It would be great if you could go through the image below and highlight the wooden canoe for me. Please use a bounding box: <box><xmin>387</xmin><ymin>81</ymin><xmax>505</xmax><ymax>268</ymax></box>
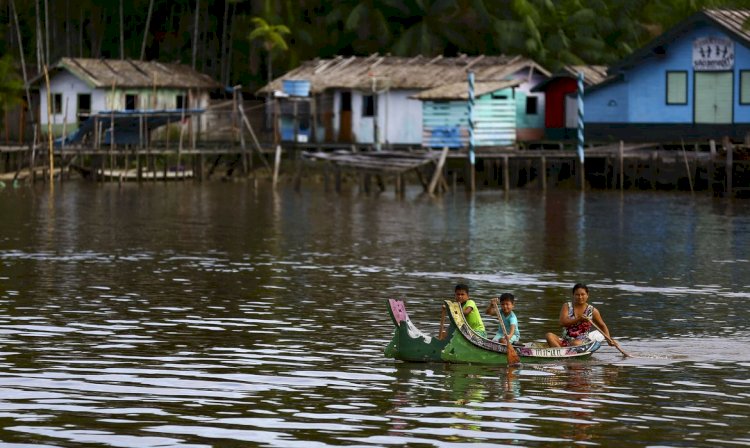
<box><xmin>385</xmin><ymin>299</ymin><xmax>602</xmax><ymax>364</ymax></box>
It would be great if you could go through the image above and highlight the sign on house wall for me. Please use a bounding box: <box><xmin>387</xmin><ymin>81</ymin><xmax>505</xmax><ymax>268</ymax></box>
<box><xmin>693</xmin><ymin>37</ymin><xmax>734</xmax><ymax>71</ymax></box>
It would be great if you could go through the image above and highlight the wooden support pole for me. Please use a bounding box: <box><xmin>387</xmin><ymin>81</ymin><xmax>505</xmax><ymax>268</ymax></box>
<box><xmin>335</xmin><ymin>165</ymin><xmax>342</xmax><ymax>193</ymax></box>
<box><xmin>578</xmin><ymin>158</ymin><xmax>585</xmax><ymax>191</ymax></box>
<box><xmin>619</xmin><ymin>140</ymin><xmax>624</xmax><ymax>191</ymax></box>
<box><xmin>428</xmin><ymin>146</ymin><xmax>449</xmax><ymax>195</ymax></box>
<box><xmin>709</xmin><ymin>139</ymin><xmax>716</xmax><ymax>192</ymax></box>
<box><xmin>503</xmin><ymin>156</ymin><xmax>510</xmax><ymax>191</ymax></box>
<box><xmin>725</xmin><ymin>139</ymin><xmax>733</xmax><ymax>196</ymax></box>
<box><xmin>681</xmin><ymin>139</ymin><xmax>694</xmax><ymax>193</ymax></box>
<box><xmin>541</xmin><ymin>155</ymin><xmax>547</xmax><ymax>191</ymax></box>
<box><xmin>273</xmin><ymin>144</ymin><xmax>282</xmax><ymax>187</ymax></box>
<box><xmin>293</xmin><ymin>158</ymin><xmax>303</xmax><ymax>192</ymax></box>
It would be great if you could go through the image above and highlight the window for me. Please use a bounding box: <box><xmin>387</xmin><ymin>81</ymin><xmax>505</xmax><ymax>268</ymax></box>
<box><xmin>125</xmin><ymin>94</ymin><xmax>138</xmax><ymax>110</ymax></box>
<box><xmin>666</xmin><ymin>71</ymin><xmax>688</xmax><ymax>105</ymax></box>
<box><xmin>176</xmin><ymin>94</ymin><xmax>186</xmax><ymax>110</ymax></box>
<box><xmin>526</xmin><ymin>96</ymin><xmax>538</xmax><ymax>114</ymax></box>
<box><xmin>52</xmin><ymin>93</ymin><xmax>62</xmax><ymax>114</ymax></box>
<box><xmin>741</xmin><ymin>71</ymin><xmax>750</xmax><ymax>105</ymax></box>
<box><xmin>362</xmin><ymin>95</ymin><xmax>374</xmax><ymax>117</ymax></box>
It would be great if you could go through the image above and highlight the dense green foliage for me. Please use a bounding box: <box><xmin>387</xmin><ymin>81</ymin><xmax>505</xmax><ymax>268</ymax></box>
<box><xmin>0</xmin><ymin>0</ymin><xmax>747</xmax><ymax>105</ymax></box>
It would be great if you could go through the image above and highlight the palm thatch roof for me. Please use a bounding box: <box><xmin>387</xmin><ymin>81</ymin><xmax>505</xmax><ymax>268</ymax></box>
<box><xmin>30</xmin><ymin>57</ymin><xmax>220</xmax><ymax>90</ymax></box>
<box><xmin>411</xmin><ymin>79</ymin><xmax>521</xmax><ymax>100</ymax></box>
<box><xmin>257</xmin><ymin>54</ymin><xmax>550</xmax><ymax>95</ymax></box>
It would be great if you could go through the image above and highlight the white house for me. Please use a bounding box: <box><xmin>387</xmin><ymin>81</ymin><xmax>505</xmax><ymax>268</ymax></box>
<box><xmin>30</xmin><ymin>57</ymin><xmax>220</xmax><ymax>142</ymax></box>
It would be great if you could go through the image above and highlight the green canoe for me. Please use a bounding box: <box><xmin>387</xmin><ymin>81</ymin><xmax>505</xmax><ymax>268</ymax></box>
<box><xmin>384</xmin><ymin>298</ymin><xmax>602</xmax><ymax>364</ymax></box>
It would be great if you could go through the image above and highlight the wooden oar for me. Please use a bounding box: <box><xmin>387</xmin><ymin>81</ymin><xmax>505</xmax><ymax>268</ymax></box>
<box><xmin>587</xmin><ymin>318</ymin><xmax>631</xmax><ymax>357</ymax></box>
<box><xmin>495</xmin><ymin>303</ymin><xmax>520</xmax><ymax>365</ymax></box>
<box><xmin>438</xmin><ymin>304</ymin><xmax>446</xmax><ymax>340</ymax></box>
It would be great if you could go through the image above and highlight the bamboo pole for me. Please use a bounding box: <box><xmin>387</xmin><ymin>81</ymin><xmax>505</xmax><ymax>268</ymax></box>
<box><xmin>61</xmin><ymin>97</ymin><xmax>68</xmax><ymax>182</ymax></box>
<box><xmin>42</xmin><ymin>64</ymin><xmax>54</xmax><ymax>185</ymax></box>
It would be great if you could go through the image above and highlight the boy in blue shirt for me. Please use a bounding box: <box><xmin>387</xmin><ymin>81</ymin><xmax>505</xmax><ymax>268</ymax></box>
<box><xmin>486</xmin><ymin>293</ymin><xmax>520</xmax><ymax>345</ymax></box>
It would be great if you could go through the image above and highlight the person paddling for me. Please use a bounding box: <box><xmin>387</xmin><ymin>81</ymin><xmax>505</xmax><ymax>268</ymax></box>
<box><xmin>545</xmin><ymin>283</ymin><xmax>614</xmax><ymax>348</ymax></box>
<box><xmin>454</xmin><ymin>283</ymin><xmax>486</xmax><ymax>337</ymax></box>
<box><xmin>486</xmin><ymin>293</ymin><xmax>520</xmax><ymax>345</ymax></box>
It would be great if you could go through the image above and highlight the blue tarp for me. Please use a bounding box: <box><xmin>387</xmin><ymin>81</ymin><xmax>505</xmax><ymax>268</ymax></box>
<box><xmin>55</xmin><ymin>109</ymin><xmax>204</xmax><ymax>147</ymax></box>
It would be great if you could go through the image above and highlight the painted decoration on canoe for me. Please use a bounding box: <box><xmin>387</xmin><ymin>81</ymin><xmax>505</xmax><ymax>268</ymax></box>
<box><xmin>693</xmin><ymin>37</ymin><xmax>734</xmax><ymax>71</ymax></box>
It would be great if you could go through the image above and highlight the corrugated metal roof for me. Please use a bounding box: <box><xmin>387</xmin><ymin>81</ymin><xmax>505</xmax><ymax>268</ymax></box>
<box><xmin>530</xmin><ymin>65</ymin><xmax>608</xmax><ymax>92</ymax></box>
<box><xmin>610</xmin><ymin>8</ymin><xmax>750</xmax><ymax>71</ymax></box>
<box><xmin>704</xmin><ymin>8</ymin><xmax>750</xmax><ymax>42</ymax></box>
<box><xmin>31</xmin><ymin>58</ymin><xmax>221</xmax><ymax>89</ymax></box>
<box><xmin>257</xmin><ymin>54</ymin><xmax>550</xmax><ymax>95</ymax></box>
<box><xmin>412</xmin><ymin>79</ymin><xmax>521</xmax><ymax>100</ymax></box>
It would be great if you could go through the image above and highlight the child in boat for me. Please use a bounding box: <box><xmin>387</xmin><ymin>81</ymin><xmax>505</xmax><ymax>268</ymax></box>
<box><xmin>486</xmin><ymin>293</ymin><xmax>520</xmax><ymax>345</ymax></box>
<box><xmin>454</xmin><ymin>283</ymin><xmax>486</xmax><ymax>337</ymax></box>
<box><xmin>545</xmin><ymin>283</ymin><xmax>613</xmax><ymax>347</ymax></box>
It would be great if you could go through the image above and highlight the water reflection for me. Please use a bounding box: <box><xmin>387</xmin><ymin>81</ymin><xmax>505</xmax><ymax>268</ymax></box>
<box><xmin>1</xmin><ymin>184</ymin><xmax>749</xmax><ymax>446</ymax></box>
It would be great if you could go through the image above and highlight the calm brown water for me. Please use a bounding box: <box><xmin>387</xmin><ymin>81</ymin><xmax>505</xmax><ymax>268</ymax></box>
<box><xmin>0</xmin><ymin>182</ymin><xmax>749</xmax><ymax>447</ymax></box>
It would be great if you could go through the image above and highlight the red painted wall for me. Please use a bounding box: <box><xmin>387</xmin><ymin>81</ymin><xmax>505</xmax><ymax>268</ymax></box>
<box><xmin>545</xmin><ymin>78</ymin><xmax>577</xmax><ymax>129</ymax></box>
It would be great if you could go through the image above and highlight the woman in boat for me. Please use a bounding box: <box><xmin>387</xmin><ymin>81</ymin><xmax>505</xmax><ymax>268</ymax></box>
<box><xmin>545</xmin><ymin>283</ymin><xmax>613</xmax><ymax>347</ymax></box>
<box><xmin>454</xmin><ymin>283</ymin><xmax>486</xmax><ymax>337</ymax></box>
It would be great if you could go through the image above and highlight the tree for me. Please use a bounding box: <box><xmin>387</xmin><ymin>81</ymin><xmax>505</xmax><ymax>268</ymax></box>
<box><xmin>0</xmin><ymin>55</ymin><xmax>24</xmax><ymax>115</ymax></box>
<box><xmin>248</xmin><ymin>17</ymin><xmax>290</xmax><ymax>88</ymax></box>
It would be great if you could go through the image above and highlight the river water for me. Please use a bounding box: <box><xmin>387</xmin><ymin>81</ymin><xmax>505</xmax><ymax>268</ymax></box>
<box><xmin>0</xmin><ymin>182</ymin><xmax>749</xmax><ymax>447</ymax></box>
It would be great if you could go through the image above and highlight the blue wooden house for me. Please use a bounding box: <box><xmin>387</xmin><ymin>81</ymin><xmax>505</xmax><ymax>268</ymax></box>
<box><xmin>585</xmin><ymin>9</ymin><xmax>750</xmax><ymax>142</ymax></box>
<box><xmin>412</xmin><ymin>80</ymin><xmax>520</xmax><ymax>148</ymax></box>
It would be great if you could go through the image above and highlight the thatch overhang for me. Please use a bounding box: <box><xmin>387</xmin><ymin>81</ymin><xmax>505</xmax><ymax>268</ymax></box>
<box><xmin>257</xmin><ymin>54</ymin><xmax>550</xmax><ymax>95</ymax></box>
<box><xmin>411</xmin><ymin>79</ymin><xmax>522</xmax><ymax>101</ymax></box>
<box><xmin>28</xmin><ymin>57</ymin><xmax>221</xmax><ymax>90</ymax></box>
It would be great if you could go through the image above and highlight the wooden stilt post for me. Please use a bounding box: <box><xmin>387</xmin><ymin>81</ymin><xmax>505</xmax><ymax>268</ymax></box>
<box><xmin>428</xmin><ymin>146</ymin><xmax>449</xmax><ymax>195</ymax></box>
<box><xmin>273</xmin><ymin>144</ymin><xmax>282</xmax><ymax>187</ymax></box>
<box><xmin>619</xmin><ymin>140</ymin><xmax>624</xmax><ymax>191</ymax></box>
<box><xmin>503</xmin><ymin>156</ymin><xmax>510</xmax><ymax>191</ymax></box>
<box><xmin>725</xmin><ymin>138</ymin><xmax>733</xmax><ymax>196</ymax></box>
<box><xmin>335</xmin><ymin>164</ymin><xmax>342</xmax><ymax>193</ymax></box>
<box><xmin>709</xmin><ymin>139</ymin><xmax>716</xmax><ymax>192</ymax></box>
<box><xmin>541</xmin><ymin>155</ymin><xmax>547</xmax><ymax>191</ymax></box>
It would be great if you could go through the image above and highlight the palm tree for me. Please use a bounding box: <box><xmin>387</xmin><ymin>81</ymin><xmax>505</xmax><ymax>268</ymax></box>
<box><xmin>248</xmin><ymin>17</ymin><xmax>290</xmax><ymax>92</ymax></box>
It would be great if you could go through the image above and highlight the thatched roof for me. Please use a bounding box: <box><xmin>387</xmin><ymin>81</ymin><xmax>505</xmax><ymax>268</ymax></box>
<box><xmin>30</xmin><ymin>58</ymin><xmax>221</xmax><ymax>90</ymax></box>
<box><xmin>257</xmin><ymin>54</ymin><xmax>550</xmax><ymax>95</ymax></box>
<box><xmin>412</xmin><ymin>79</ymin><xmax>521</xmax><ymax>100</ymax></box>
